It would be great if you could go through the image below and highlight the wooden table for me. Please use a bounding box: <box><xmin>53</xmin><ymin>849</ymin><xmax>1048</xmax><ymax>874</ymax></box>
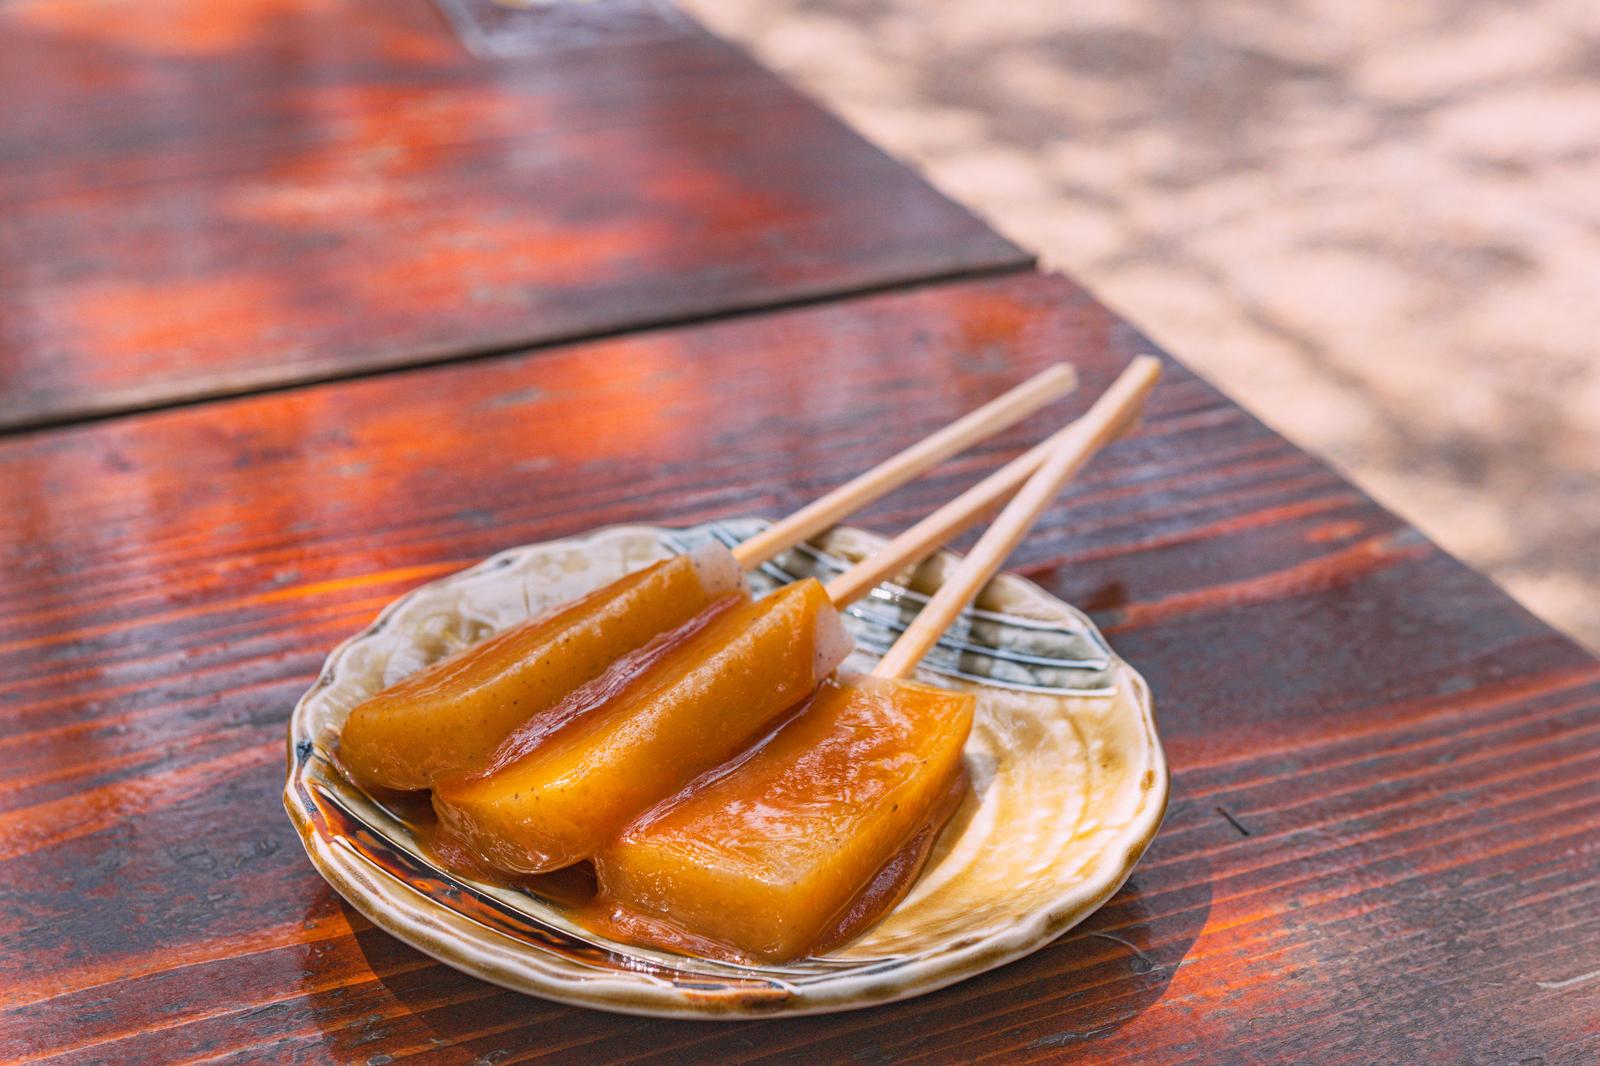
<box><xmin>3</xmin><ymin>1</ymin><xmax>1596</xmax><ymax>1063</ymax></box>
<box><xmin>0</xmin><ymin>0</ymin><xmax>1024</xmax><ymax>432</ymax></box>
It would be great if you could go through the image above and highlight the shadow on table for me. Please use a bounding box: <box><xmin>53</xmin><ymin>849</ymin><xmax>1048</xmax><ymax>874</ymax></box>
<box><xmin>302</xmin><ymin>870</ymin><xmax>1210</xmax><ymax>1061</ymax></box>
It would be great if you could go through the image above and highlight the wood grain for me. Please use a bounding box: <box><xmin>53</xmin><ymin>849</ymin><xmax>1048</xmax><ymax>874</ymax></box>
<box><xmin>0</xmin><ymin>0</ymin><xmax>1026</xmax><ymax>433</ymax></box>
<box><xmin>1</xmin><ymin>274</ymin><xmax>1596</xmax><ymax>1063</ymax></box>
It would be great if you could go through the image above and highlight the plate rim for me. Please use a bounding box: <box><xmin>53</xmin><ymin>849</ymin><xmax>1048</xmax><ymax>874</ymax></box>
<box><xmin>283</xmin><ymin>520</ymin><xmax>1170</xmax><ymax>1019</ymax></box>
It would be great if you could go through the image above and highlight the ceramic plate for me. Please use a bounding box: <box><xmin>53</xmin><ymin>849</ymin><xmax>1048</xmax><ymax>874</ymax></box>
<box><xmin>284</xmin><ymin>519</ymin><xmax>1168</xmax><ymax>1018</ymax></box>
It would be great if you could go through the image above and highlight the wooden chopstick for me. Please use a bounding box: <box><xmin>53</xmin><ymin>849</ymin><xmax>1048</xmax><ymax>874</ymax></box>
<box><xmin>730</xmin><ymin>363</ymin><xmax>1077</xmax><ymax>568</ymax></box>
<box><xmin>869</xmin><ymin>356</ymin><xmax>1162</xmax><ymax>681</ymax></box>
<box><xmin>824</xmin><ymin>362</ymin><xmax>1155</xmax><ymax>606</ymax></box>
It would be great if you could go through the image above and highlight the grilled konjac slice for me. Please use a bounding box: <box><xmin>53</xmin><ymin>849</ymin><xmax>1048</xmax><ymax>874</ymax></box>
<box><xmin>595</xmin><ymin>674</ymin><xmax>973</xmax><ymax>963</ymax></box>
<box><xmin>432</xmin><ymin>577</ymin><xmax>852</xmax><ymax>873</ymax></box>
<box><xmin>339</xmin><ymin>542</ymin><xmax>745</xmax><ymax>791</ymax></box>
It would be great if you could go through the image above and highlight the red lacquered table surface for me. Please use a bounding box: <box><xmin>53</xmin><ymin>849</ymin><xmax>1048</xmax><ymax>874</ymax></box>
<box><xmin>2</xmin><ymin>1</ymin><xmax>1597</xmax><ymax>1063</ymax></box>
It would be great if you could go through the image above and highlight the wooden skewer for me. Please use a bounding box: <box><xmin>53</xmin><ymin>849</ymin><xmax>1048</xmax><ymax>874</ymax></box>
<box><xmin>731</xmin><ymin>363</ymin><xmax>1077</xmax><ymax>569</ymax></box>
<box><xmin>824</xmin><ymin>360</ymin><xmax>1157</xmax><ymax>606</ymax></box>
<box><xmin>870</xmin><ymin>356</ymin><xmax>1162</xmax><ymax>681</ymax></box>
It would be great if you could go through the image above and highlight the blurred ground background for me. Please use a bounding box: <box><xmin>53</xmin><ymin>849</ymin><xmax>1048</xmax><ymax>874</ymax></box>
<box><xmin>684</xmin><ymin>0</ymin><xmax>1600</xmax><ymax>649</ymax></box>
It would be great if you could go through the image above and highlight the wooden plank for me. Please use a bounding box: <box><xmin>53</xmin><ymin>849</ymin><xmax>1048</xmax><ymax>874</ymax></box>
<box><xmin>1</xmin><ymin>274</ymin><xmax>1595</xmax><ymax>1063</ymax></box>
<box><xmin>0</xmin><ymin>0</ymin><xmax>1027</xmax><ymax>433</ymax></box>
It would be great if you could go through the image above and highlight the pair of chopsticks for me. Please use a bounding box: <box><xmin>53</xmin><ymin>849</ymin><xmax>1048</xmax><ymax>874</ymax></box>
<box><xmin>725</xmin><ymin>355</ymin><xmax>1162</xmax><ymax>680</ymax></box>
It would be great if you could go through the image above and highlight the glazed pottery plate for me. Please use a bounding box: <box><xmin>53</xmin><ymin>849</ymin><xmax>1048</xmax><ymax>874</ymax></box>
<box><xmin>284</xmin><ymin>520</ymin><xmax>1168</xmax><ymax>1018</ymax></box>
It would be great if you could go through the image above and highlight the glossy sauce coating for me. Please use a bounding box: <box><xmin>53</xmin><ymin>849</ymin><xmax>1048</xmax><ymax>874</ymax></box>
<box><xmin>593</xmin><ymin>675</ymin><xmax>975</xmax><ymax>963</ymax></box>
<box><xmin>339</xmin><ymin>543</ymin><xmax>744</xmax><ymax>791</ymax></box>
<box><xmin>431</xmin><ymin>578</ymin><xmax>853</xmax><ymax>874</ymax></box>
<box><xmin>407</xmin><ymin>757</ymin><xmax>965</xmax><ymax>962</ymax></box>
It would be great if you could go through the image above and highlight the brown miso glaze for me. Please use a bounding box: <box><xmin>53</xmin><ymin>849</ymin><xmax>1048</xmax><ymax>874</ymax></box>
<box><xmin>584</xmin><ymin>765</ymin><xmax>971</xmax><ymax>964</ymax></box>
<box><xmin>592</xmin><ymin>676</ymin><xmax>976</xmax><ymax>963</ymax></box>
<box><xmin>339</xmin><ymin>542</ymin><xmax>744</xmax><ymax>791</ymax></box>
<box><xmin>344</xmin><ymin>594</ymin><xmax>749</xmax><ymax>884</ymax></box>
<box><xmin>809</xmin><ymin>765</ymin><xmax>970</xmax><ymax>957</ymax></box>
<box><xmin>431</xmin><ymin>578</ymin><xmax>853</xmax><ymax>874</ymax></box>
<box><xmin>401</xmin><ymin>765</ymin><xmax>969</xmax><ymax>964</ymax></box>
<box><xmin>462</xmin><ymin>591</ymin><xmax>747</xmax><ymax>781</ymax></box>
<box><xmin>359</xmin><ymin>606</ymin><xmax>971</xmax><ymax>963</ymax></box>
<box><xmin>414</xmin><ymin>816</ymin><xmax>601</xmax><ymax>909</ymax></box>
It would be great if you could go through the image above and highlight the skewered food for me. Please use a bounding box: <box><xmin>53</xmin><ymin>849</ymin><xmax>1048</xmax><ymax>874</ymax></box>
<box><xmin>334</xmin><ymin>358</ymin><xmax>1159</xmax><ymax>963</ymax></box>
<box><xmin>580</xmin><ymin>358</ymin><xmax>1160</xmax><ymax>960</ymax></box>
<box><xmin>340</xmin><ymin>542</ymin><xmax>743</xmax><ymax>790</ymax></box>
<box><xmin>595</xmin><ymin>674</ymin><xmax>974</xmax><ymax>962</ymax></box>
<box><xmin>432</xmin><ymin>577</ymin><xmax>851</xmax><ymax>872</ymax></box>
